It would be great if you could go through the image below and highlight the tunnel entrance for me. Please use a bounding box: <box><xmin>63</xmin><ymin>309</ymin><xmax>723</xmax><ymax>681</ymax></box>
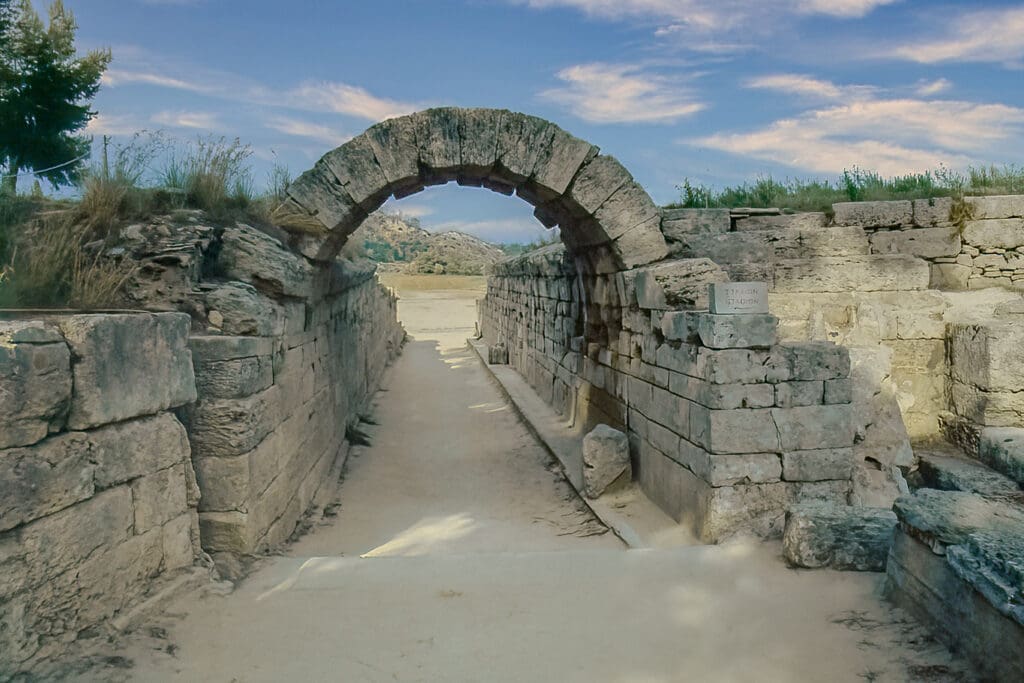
<box><xmin>271</xmin><ymin>107</ymin><xmax>668</xmax><ymax>273</ymax></box>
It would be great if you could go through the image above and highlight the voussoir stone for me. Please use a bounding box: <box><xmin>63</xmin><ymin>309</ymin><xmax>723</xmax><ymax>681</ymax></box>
<box><xmin>58</xmin><ymin>313</ymin><xmax>196</xmax><ymax>430</ymax></box>
<box><xmin>321</xmin><ymin>134</ymin><xmax>391</xmax><ymax>209</ymax></box>
<box><xmin>567</xmin><ymin>155</ymin><xmax>633</xmax><ymax>216</ymax></box>
<box><xmin>582</xmin><ymin>424</ymin><xmax>631</xmax><ymax>498</ymax></box>
<box><xmin>783</xmin><ymin>502</ymin><xmax>897</xmax><ymax>571</ymax></box>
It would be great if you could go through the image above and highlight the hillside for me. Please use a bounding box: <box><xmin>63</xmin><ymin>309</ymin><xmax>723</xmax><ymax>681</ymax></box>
<box><xmin>351</xmin><ymin>212</ymin><xmax>506</xmax><ymax>275</ymax></box>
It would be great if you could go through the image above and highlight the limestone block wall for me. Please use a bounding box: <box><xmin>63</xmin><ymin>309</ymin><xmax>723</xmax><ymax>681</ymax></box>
<box><xmin>663</xmin><ymin>201</ymin><xmax>1024</xmax><ymax>477</ymax></box>
<box><xmin>0</xmin><ymin>314</ymin><xmax>200</xmax><ymax>673</ymax></box>
<box><xmin>184</xmin><ymin>235</ymin><xmax>404</xmax><ymax>556</ymax></box>
<box><xmin>480</xmin><ymin>247</ymin><xmax>856</xmax><ymax>541</ymax></box>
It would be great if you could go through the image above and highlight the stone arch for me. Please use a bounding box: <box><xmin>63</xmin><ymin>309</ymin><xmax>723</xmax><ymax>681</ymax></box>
<box><xmin>271</xmin><ymin>107</ymin><xmax>668</xmax><ymax>272</ymax></box>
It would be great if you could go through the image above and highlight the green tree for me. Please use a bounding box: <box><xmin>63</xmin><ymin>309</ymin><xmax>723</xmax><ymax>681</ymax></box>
<box><xmin>0</xmin><ymin>0</ymin><xmax>110</xmax><ymax>194</ymax></box>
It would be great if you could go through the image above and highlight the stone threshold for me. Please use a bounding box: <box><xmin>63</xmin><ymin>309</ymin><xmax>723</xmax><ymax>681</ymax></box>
<box><xmin>467</xmin><ymin>338</ymin><xmax>697</xmax><ymax>550</ymax></box>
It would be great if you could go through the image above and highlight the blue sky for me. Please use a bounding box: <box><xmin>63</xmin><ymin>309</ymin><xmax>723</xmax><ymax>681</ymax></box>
<box><xmin>49</xmin><ymin>0</ymin><xmax>1024</xmax><ymax>242</ymax></box>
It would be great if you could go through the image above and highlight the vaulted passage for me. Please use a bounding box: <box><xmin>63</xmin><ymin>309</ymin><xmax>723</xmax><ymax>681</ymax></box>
<box><xmin>271</xmin><ymin>107</ymin><xmax>668</xmax><ymax>272</ymax></box>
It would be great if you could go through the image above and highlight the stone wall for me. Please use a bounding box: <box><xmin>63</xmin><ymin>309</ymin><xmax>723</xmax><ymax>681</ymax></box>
<box><xmin>185</xmin><ymin>246</ymin><xmax>404</xmax><ymax>556</ymax></box>
<box><xmin>662</xmin><ymin>198</ymin><xmax>1024</xmax><ymax>504</ymax></box>
<box><xmin>0</xmin><ymin>314</ymin><xmax>200</xmax><ymax>673</ymax></box>
<box><xmin>480</xmin><ymin>247</ymin><xmax>856</xmax><ymax>541</ymax></box>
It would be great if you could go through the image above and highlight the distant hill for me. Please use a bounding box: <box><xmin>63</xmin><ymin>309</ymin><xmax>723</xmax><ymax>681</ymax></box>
<box><xmin>351</xmin><ymin>212</ymin><xmax>506</xmax><ymax>275</ymax></box>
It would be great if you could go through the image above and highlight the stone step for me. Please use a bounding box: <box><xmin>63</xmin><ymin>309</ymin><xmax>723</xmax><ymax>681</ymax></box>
<box><xmin>916</xmin><ymin>450</ymin><xmax>1022</xmax><ymax>498</ymax></box>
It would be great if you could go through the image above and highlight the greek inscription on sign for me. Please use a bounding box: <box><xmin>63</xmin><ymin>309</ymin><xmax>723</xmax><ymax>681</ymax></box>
<box><xmin>708</xmin><ymin>282</ymin><xmax>769</xmax><ymax>314</ymax></box>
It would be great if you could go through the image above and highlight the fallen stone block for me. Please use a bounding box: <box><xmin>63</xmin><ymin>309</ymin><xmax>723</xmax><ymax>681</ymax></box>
<box><xmin>582</xmin><ymin>424</ymin><xmax>630</xmax><ymax>498</ymax></box>
<box><xmin>783</xmin><ymin>502</ymin><xmax>897</xmax><ymax>571</ymax></box>
<box><xmin>488</xmin><ymin>342</ymin><xmax>509</xmax><ymax>365</ymax></box>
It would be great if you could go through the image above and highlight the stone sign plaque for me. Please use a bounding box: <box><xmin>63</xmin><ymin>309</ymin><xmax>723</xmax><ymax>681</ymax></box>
<box><xmin>708</xmin><ymin>282</ymin><xmax>769</xmax><ymax>314</ymax></box>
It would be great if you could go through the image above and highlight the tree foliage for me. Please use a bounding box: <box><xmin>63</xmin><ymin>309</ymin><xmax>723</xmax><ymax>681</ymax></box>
<box><xmin>0</xmin><ymin>0</ymin><xmax>110</xmax><ymax>193</ymax></box>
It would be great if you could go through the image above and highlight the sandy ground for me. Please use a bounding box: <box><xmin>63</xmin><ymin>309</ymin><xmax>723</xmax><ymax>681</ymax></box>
<box><xmin>64</xmin><ymin>275</ymin><xmax>969</xmax><ymax>683</ymax></box>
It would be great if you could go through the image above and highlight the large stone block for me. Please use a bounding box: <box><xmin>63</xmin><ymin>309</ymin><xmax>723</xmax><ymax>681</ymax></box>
<box><xmin>773</xmin><ymin>255</ymin><xmax>930</xmax><ymax>293</ymax></box>
<box><xmin>870</xmin><ymin>227</ymin><xmax>961</xmax><ymax>258</ymax></box>
<box><xmin>965</xmin><ymin>195</ymin><xmax>1024</xmax><ymax>220</ymax></box>
<box><xmin>0</xmin><ymin>433</ymin><xmax>94</xmax><ymax>534</ymax></box>
<box><xmin>205</xmin><ymin>282</ymin><xmax>285</xmax><ymax>337</ymax></box>
<box><xmin>772</xmin><ymin>404</ymin><xmax>853</xmax><ymax>451</ymax></box>
<box><xmin>610</xmin><ymin>219</ymin><xmax>669</xmax><ymax>269</ymax></box>
<box><xmin>912</xmin><ymin>197</ymin><xmax>954</xmax><ymax>227</ymax></box>
<box><xmin>689</xmin><ymin>406</ymin><xmax>780</xmax><ymax>454</ymax></box>
<box><xmin>634</xmin><ymin>259</ymin><xmax>727</xmax><ymax>310</ymax></box>
<box><xmin>781</xmin><ymin>448</ymin><xmax>853</xmax><ymax>482</ymax></box>
<box><xmin>978</xmin><ymin>427</ymin><xmax>1024</xmax><ymax>485</ymax></box>
<box><xmin>131</xmin><ymin>463</ymin><xmax>189</xmax><ymax>533</ymax></box>
<box><xmin>186</xmin><ymin>385</ymin><xmax>281</xmax><ymax>458</ymax></box>
<box><xmin>833</xmin><ymin>200</ymin><xmax>912</xmax><ymax>227</ymax></box>
<box><xmin>194</xmin><ymin>355</ymin><xmax>274</xmax><ymax>399</ymax></box>
<box><xmin>677</xmin><ymin>439</ymin><xmax>781</xmax><ymax>486</ymax></box>
<box><xmin>532</xmin><ymin>127</ymin><xmax>596</xmax><ymax>197</ymax></box>
<box><xmin>962</xmin><ymin>218</ymin><xmax>1024</xmax><ymax>249</ymax></box>
<box><xmin>783</xmin><ymin>503</ymin><xmax>896</xmax><ymax>571</ymax></box>
<box><xmin>58</xmin><ymin>313</ymin><xmax>196</xmax><ymax>430</ymax></box>
<box><xmin>581</xmin><ymin>424</ymin><xmax>631</xmax><ymax>498</ymax></box>
<box><xmin>280</xmin><ymin>161</ymin><xmax>364</xmax><ymax>233</ymax></box>
<box><xmin>0</xmin><ymin>323</ymin><xmax>70</xmax><ymax>449</ymax></box>
<box><xmin>661</xmin><ymin>208</ymin><xmax>729</xmax><ymax>240</ymax></box>
<box><xmin>362</xmin><ymin>115</ymin><xmax>420</xmax><ymax>188</ymax></box>
<box><xmin>594</xmin><ymin>181</ymin><xmax>660</xmax><ymax>240</ymax></box>
<box><xmin>566</xmin><ymin>155</ymin><xmax>631</xmax><ymax>216</ymax></box>
<box><xmin>735</xmin><ymin>212</ymin><xmax>829</xmax><ymax>231</ymax></box>
<box><xmin>948</xmin><ymin>320</ymin><xmax>1024</xmax><ymax>394</ymax></box>
<box><xmin>321</xmin><ymin>134</ymin><xmax>390</xmax><ymax>209</ymax></box>
<box><xmin>219</xmin><ymin>225</ymin><xmax>316</xmax><ymax>299</ymax></box>
<box><xmin>696</xmin><ymin>313</ymin><xmax>778</xmax><ymax>349</ymax></box>
<box><xmin>494</xmin><ymin>113</ymin><xmax>555</xmax><ymax>185</ymax></box>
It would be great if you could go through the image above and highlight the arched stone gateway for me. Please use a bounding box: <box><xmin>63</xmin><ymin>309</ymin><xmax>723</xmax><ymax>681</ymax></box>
<box><xmin>271</xmin><ymin>107</ymin><xmax>668</xmax><ymax>272</ymax></box>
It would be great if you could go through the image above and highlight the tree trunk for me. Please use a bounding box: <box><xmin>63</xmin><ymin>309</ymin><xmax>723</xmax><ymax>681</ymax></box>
<box><xmin>1</xmin><ymin>157</ymin><xmax>20</xmax><ymax>195</ymax></box>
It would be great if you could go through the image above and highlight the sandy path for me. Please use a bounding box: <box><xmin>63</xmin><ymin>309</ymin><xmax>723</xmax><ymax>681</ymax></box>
<box><xmin>93</xmin><ymin>276</ymin><xmax>969</xmax><ymax>683</ymax></box>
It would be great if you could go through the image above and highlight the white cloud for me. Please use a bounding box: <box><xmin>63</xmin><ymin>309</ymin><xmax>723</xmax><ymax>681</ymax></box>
<box><xmin>746</xmin><ymin>73</ymin><xmax>881</xmax><ymax>101</ymax></box>
<box><xmin>915</xmin><ymin>78</ymin><xmax>951</xmax><ymax>97</ymax></box>
<box><xmin>151</xmin><ymin>110</ymin><xmax>220</xmax><ymax>130</ymax></box>
<box><xmin>514</xmin><ymin>0</ymin><xmax>896</xmax><ymax>34</ymax></box>
<box><xmin>891</xmin><ymin>7</ymin><xmax>1024</xmax><ymax>65</ymax></box>
<box><xmin>85</xmin><ymin>114</ymin><xmax>147</xmax><ymax>137</ymax></box>
<box><xmin>691</xmin><ymin>82</ymin><xmax>1024</xmax><ymax>176</ymax></box>
<box><xmin>287</xmin><ymin>82</ymin><xmax>421</xmax><ymax>122</ymax></box>
<box><xmin>102</xmin><ymin>69</ymin><xmax>208</xmax><ymax>93</ymax></box>
<box><xmin>540</xmin><ymin>62</ymin><xmax>704</xmax><ymax>123</ymax></box>
<box><xmin>266</xmin><ymin>117</ymin><xmax>350</xmax><ymax>147</ymax></box>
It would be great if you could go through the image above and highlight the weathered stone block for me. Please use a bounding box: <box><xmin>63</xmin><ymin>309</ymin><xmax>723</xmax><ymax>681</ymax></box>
<box><xmin>533</xmin><ymin>127</ymin><xmax>596</xmax><ymax>197</ymax></box>
<box><xmin>774</xmin><ymin>381</ymin><xmax>823</xmax><ymax>408</ymax></box>
<box><xmin>494</xmin><ymin>113</ymin><xmax>555</xmax><ymax>185</ymax></box>
<box><xmin>661</xmin><ymin>208</ymin><xmax>730</xmax><ymax>240</ymax></box>
<box><xmin>783</xmin><ymin>502</ymin><xmax>896</xmax><ymax>570</ymax></box>
<box><xmin>186</xmin><ymin>385</ymin><xmax>281</xmax><ymax>458</ymax></box>
<box><xmin>774</xmin><ymin>255</ymin><xmax>930</xmax><ymax>292</ymax></box>
<box><xmin>833</xmin><ymin>200</ymin><xmax>912</xmax><ymax>227</ymax></box>
<box><xmin>930</xmin><ymin>263</ymin><xmax>971</xmax><ymax>290</ymax></box>
<box><xmin>696</xmin><ymin>313</ymin><xmax>777</xmax><ymax>349</ymax></box>
<box><xmin>823</xmin><ymin>378</ymin><xmax>853</xmax><ymax>404</ymax></box>
<box><xmin>199</xmin><ymin>510</ymin><xmax>255</xmax><ymax>554</ymax></box>
<box><xmin>966</xmin><ymin>195</ymin><xmax>1024</xmax><ymax>220</ymax></box>
<box><xmin>566</xmin><ymin>155</ymin><xmax>631</xmax><ymax>216</ymax></box>
<box><xmin>91</xmin><ymin>413</ymin><xmax>191</xmax><ymax>488</ymax></box>
<box><xmin>782</xmin><ymin>448</ymin><xmax>853</xmax><ymax>481</ymax></box>
<box><xmin>772</xmin><ymin>404</ymin><xmax>853</xmax><ymax>451</ymax></box>
<box><xmin>870</xmin><ymin>227</ymin><xmax>961</xmax><ymax>258</ymax></box>
<box><xmin>205</xmin><ymin>282</ymin><xmax>285</xmax><ymax>337</ymax></box>
<box><xmin>321</xmin><ymin>134</ymin><xmax>390</xmax><ymax>209</ymax></box>
<box><xmin>611</xmin><ymin>219</ymin><xmax>669</xmax><ymax>269</ymax></box>
<box><xmin>635</xmin><ymin>259</ymin><xmax>727</xmax><ymax>310</ymax></box>
<box><xmin>962</xmin><ymin>218</ymin><xmax>1024</xmax><ymax>249</ymax></box>
<box><xmin>362</xmin><ymin>115</ymin><xmax>420</xmax><ymax>187</ymax></box>
<box><xmin>916</xmin><ymin>451</ymin><xmax>1020</xmax><ymax>497</ymax></box>
<box><xmin>219</xmin><ymin>225</ymin><xmax>316</xmax><ymax>299</ymax></box>
<box><xmin>194</xmin><ymin>355</ymin><xmax>274</xmax><ymax>399</ymax></box>
<box><xmin>58</xmin><ymin>314</ymin><xmax>196</xmax><ymax>430</ymax></box>
<box><xmin>978</xmin><ymin>427</ymin><xmax>1024</xmax><ymax>485</ymax></box>
<box><xmin>131</xmin><ymin>463</ymin><xmax>189</xmax><ymax>533</ymax></box>
<box><xmin>678</xmin><ymin>439</ymin><xmax>781</xmax><ymax>486</ymax></box>
<box><xmin>582</xmin><ymin>424</ymin><xmax>631</xmax><ymax>498</ymax></box>
<box><xmin>0</xmin><ymin>327</ymin><xmax>70</xmax><ymax>449</ymax></box>
<box><xmin>912</xmin><ymin>197</ymin><xmax>953</xmax><ymax>227</ymax></box>
<box><xmin>690</xmin><ymin>406</ymin><xmax>780</xmax><ymax>454</ymax></box>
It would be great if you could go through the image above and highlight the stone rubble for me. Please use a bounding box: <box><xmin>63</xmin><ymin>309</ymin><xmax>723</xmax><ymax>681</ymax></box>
<box><xmin>581</xmin><ymin>424</ymin><xmax>631</xmax><ymax>498</ymax></box>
